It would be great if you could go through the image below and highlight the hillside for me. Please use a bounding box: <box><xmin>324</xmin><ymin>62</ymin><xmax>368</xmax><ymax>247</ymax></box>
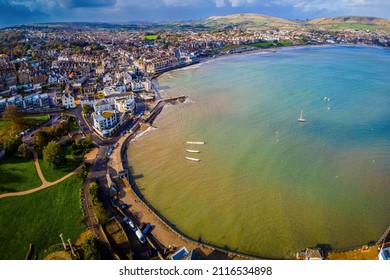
<box><xmin>205</xmin><ymin>13</ymin><xmax>300</xmax><ymax>29</ymax></box>
<box><xmin>308</xmin><ymin>16</ymin><xmax>390</xmax><ymax>31</ymax></box>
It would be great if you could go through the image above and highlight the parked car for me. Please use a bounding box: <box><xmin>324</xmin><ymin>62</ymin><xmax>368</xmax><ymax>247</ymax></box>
<box><xmin>135</xmin><ymin>229</ymin><xmax>146</xmax><ymax>244</ymax></box>
<box><xmin>142</xmin><ymin>223</ymin><xmax>151</xmax><ymax>234</ymax></box>
<box><xmin>123</xmin><ymin>216</ymin><xmax>136</xmax><ymax>231</ymax></box>
<box><xmin>120</xmin><ymin>203</ymin><xmax>129</xmax><ymax>210</ymax></box>
<box><xmin>107</xmin><ymin>146</ymin><xmax>114</xmax><ymax>156</ymax></box>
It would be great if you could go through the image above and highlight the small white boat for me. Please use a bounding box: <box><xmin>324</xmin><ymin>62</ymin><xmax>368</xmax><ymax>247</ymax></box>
<box><xmin>186</xmin><ymin>149</ymin><xmax>200</xmax><ymax>153</ymax></box>
<box><xmin>298</xmin><ymin>110</ymin><xmax>306</xmax><ymax>122</ymax></box>
<box><xmin>186</xmin><ymin>157</ymin><xmax>200</xmax><ymax>162</ymax></box>
<box><xmin>186</xmin><ymin>141</ymin><xmax>205</xmax><ymax>145</ymax></box>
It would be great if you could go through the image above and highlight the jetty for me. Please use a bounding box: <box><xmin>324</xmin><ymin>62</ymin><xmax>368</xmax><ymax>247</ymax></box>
<box><xmin>186</xmin><ymin>141</ymin><xmax>205</xmax><ymax>145</ymax></box>
<box><xmin>377</xmin><ymin>225</ymin><xmax>390</xmax><ymax>245</ymax></box>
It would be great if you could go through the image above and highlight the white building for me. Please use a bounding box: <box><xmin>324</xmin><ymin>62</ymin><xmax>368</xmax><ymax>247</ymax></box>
<box><xmin>62</xmin><ymin>91</ymin><xmax>76</xmax><ymax>109</ymax></box>
<box><xmin>103</xmin><ymin>85</ymin><xmax>126</xmax><ymax>97</ymax></box>
<box><xmin>93</xmin><ymin>110</ymin><xmax>120</xmax><ymax>137</ymax></box>
<box><xmin>115</xmin><ymin>96</ymin><xmax>135</xmax><ymax>113</ymax></box>
<box><xmin>93</xmin><ymin>99</ymin><xmax>112</xmax><ymax>114</ymax></box>
<box><xmin>123</xmin><ymin>72</ymin><xmax>132</xmax><ymax>85</ymax></box>
<box><xmin>131</xmin><ymin>78</ymin><xmax>152</xmax><ymax>92</ymax></box>
<box><xmin>81</xmin><ymin>94</ymin><xmax>135</xmax><ymax>115</ymax></box>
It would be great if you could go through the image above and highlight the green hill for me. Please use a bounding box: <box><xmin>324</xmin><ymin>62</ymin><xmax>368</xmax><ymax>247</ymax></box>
<box><xmin>205</xmin><ymin>13</ymin><xmax>300</xmax><ymax>29</ymax></box>
<box><xmin>308</xmin><ymin>16</ymin><xmax>390</xmax><ymax>32</ymax></box>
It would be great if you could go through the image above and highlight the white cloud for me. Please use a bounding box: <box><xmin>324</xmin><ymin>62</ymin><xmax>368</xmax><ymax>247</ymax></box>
<box><xmin>214</xmin><ymin>0</ymin><xmax>226</xmax><ymax>7</ymax></box>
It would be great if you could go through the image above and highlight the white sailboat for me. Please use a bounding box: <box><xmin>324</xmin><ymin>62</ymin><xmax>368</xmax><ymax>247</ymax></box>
<box><xmin>298</xmin><ymin>110</ymin><xmax>306</xmax><ymax>122</ymax></box>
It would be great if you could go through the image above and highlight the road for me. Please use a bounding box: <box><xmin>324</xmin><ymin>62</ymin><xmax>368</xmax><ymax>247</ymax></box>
<box><xmin>72</xmin><ymin>104</ymin><xmax>155</xmax><ymax>259</ymax></box>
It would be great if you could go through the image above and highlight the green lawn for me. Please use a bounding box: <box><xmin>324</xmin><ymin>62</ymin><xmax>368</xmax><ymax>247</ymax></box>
<box><xmin>0</xmin><ymin>156</ymin><xmax>42</xmax><ymax>194</ymax></box>
<box><xmin>24</xmin><ymin>115</ymin><xmax>50</xmax><ymax>126</ymax></box>
<box><xmin>144</xmin><ymin>34</ymin><xmax>158</xmax><ymax>40</ymax></box>
<box><xmin>0</xmin><ymin>120</ymin><xmax>9</xmax><ymax>130</ymax></box>
<box><xmin>0</xmin><ymin>175</ymin><xmax>85</xmax><ymax>259</ymax></box>
<box><xmin>0</xmin><ymin>114</ymin><xmax>50</xmax><ymax>136</ymax></box>
<box><xmin>39</xmin><ymin>145</ymin><xmax>81</xmax><ymax>182</ymax></box>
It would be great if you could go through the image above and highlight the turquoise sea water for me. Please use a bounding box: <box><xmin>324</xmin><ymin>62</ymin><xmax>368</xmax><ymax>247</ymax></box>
<box><xmin>128</xmin><ymin>46</ymin><xmax>390</xmax><ymax>258</ymax></box>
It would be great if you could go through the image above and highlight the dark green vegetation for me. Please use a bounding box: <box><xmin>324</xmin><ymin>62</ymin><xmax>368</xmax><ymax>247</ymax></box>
<box><xmin>88</xmin><ymin>182</ymin><xmax>109</xmax><ymax>225</ymax></box>
<box><xmin>0</xmin><ymin>156</ymin><xmax>41</xmax><ymax>194</ymax></box>
<box><xmin>0</xmin><ymin>109</ymin><xmax>50</xmax><ymax>155</ymax></box>
<box><xmin>33</xmin><ymin>119</ymin><xmax>71</xmax><ymax>149</ymax></box>
<box><xmin>0</xmin><ymin>175</ymin><xmax>85</xmax><ymax>259</ymax></box>
<box><xmin>80</xmin><ymin>233</ymin><xmax>102</xmax><ymax>260</ymax></box>
<box><xmin>43</xmin><ymin>141</ymin><xmax>66</xmax><ymax>169</ymax></box>
<box><xmin>39</xmin><ymin>144</ymin><xmax>81</xmax><ymax>182</ymax></box>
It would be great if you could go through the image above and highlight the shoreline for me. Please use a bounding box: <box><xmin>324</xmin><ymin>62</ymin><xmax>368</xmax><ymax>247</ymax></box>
<box><xmin>125</xmin><ymin>44</ymin><xmax>390</xmax><ymax>259</ymax></box>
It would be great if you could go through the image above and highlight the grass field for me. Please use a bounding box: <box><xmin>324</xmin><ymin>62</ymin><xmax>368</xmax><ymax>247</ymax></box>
<box><xmin>24</xmin><ymin>115</ymin><xmax>50</xmax><ymax>126</ymax></box>
<box><xmin>0</xmin><ymin>175</ymin><xmax>85</xmax><ymax>259</ymax></box>
<box><xmin>39</xmin><ymin>145</ymin><xmax>81</xmax><ymax>182</ymax></box>
<box><xmin>144</xmin><ymin>35</ymin><xmax>158</xmax><ymax>40</ymax></box>
<box><xmin>0</xmin><ymin>156</ymin><xmax>42</xmax><ymax>194</ymax></box>
<box><xmin>0</xmin><ymin>114</ymin><xmax>50</xmax><ymax>136</ymax></box>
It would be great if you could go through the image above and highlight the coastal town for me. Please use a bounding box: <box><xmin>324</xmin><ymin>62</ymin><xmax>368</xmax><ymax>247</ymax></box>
<box><xmin>0</xmin><ymin>15</ymin><xmax>390</xmax><ymax>261</ymax></box>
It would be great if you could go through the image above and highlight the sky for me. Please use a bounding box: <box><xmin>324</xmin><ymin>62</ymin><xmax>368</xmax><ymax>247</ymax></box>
<box><xmin>1</xmin><ymin>0</ymin><xmax>390</xmax><ymax>27</ymax></box>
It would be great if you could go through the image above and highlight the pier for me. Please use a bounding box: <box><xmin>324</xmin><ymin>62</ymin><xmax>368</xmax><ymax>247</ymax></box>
<box><xmin>377</xmin><ymin>225</ymin><xmax>390</xmax><ymax>245</ymax></box>
<box><xmin>143</xmin><ymin>95</ymin><xmax>186</xmax><ymax>125</ymax></box>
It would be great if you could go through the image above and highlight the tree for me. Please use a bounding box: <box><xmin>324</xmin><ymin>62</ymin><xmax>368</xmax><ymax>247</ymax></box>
<box><xmin>17</xmin><ymin>143</ymin><xmax>30</xmax><ymax>158</ymax></box>
<box><xmin>2</xmin><ymin>135</ymin><xmax>22</xmax><ymax>154</ymax></box>
<box><xmin>82</xmin><ymin>104</ymin><xmax>93</xmax><ymax>115</ymax></box>
<box><xmin>81</xmin><ymin>234</ymin><xmax>101</xmax><ymax>260</ymax></box>
<box><xmin>2</xmin><ymin>105</ymin><xmax>24</xmax><ymax>127</ymax></box>
<box><xmin>43</xmin><ymin>141</ymin><xmax>66</xmax><ymax>168</ymax></box>
<box><xmin>33</xmin><ymin>130</ymin><xmax>49</xmax><ymax>149</ymax></box>
<box><xmin>88</xmin><ymin>182</ymin><xmax>100</xmax><ymax>204</ymax></box>
<box><xmin>94</xmin><ymin>203</ymin><xmax>109</xmax><ymax>225</ymax></box>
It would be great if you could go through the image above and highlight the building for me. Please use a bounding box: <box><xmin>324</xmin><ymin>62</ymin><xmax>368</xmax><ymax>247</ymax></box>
<box><xmin>93</xmin><ymin>110</ymin><xmax>121</xmax><ymax>137</ymax></box>
<box><xmin>93</xmin><ymin>99</ymin><xmax>112</xmax><ymax>113</ymax></box>
<box><xmin>0</xmin><ymin>93</ymin><xmax>49</xmax><ymax>114</ymax></box>
<box><xmin>103</xmin><ymin>85</ymin><xmax>126</xmax><ymax>97</ymax></box>
<box><xmin>131</xmin><ymin>78</ymin><xmax>152</xmax><ymax>92</ymax></box>
<box><xmin>96</xmin><ymin>65</ymin><xmax>105</xmax><ymax>75</ymax></box>
<box><xmin>61</xmin><ymin>91</ymin><xmax>76</xmax><ymax>109</ymax></box>
<box><xmin>115</xmin><ymin>96</ymin><xmax>135</xmax><ymax>113</ymax></box>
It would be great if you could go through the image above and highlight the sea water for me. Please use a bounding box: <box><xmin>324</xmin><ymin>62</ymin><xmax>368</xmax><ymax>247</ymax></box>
<box><xmin>128</xmin><ymin>46</ymin><xmax>390</xmax><ymax>258</ymax></box>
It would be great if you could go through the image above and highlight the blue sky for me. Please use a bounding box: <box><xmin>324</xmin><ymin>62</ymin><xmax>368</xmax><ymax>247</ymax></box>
<box><xmin>1</xmin><ymin>0</ymin><xmax>390</xmax><ymax>27</ymax></box>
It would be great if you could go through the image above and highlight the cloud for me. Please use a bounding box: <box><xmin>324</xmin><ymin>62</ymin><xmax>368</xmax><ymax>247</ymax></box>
<box><xmin>59</xmin><ymin>0</ymin><xmax>117</xmax><ymax>9</ymax></box>
<box><xmin>1</xmin><ymin>0</ymin><xmax>389</xmax><ymax>27</ymax></box>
